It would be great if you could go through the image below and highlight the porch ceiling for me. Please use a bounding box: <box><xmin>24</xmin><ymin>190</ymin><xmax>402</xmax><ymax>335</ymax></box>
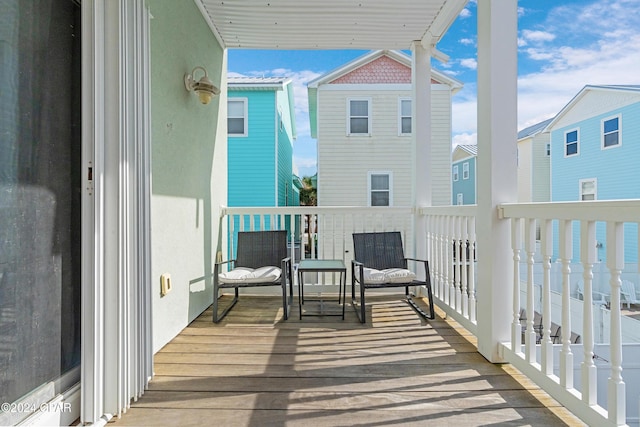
<box><xmin>197</xmin><ymin>0</ymin><xmax>468</xmax><ymax>50</ymax></box>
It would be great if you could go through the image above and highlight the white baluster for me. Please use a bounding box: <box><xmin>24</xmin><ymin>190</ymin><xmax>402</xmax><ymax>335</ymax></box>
<box><xmin>581</xmin><ymin>220</ymin><xmax>597</xmax><ymax>405</ymax></box>
<box><xmin>525</xmin><ymin>218</ymin><xmax>537</xmax><ymax>363</ymax></box>
<box><xmin>461</xmin><ymin>217</ymin><xmax>469</xmax><ymax>318</ymax></box>
<box><xmin>468</xmin><ymin>218</ymin><xmax>477</xmax><ymax>323</ymax></box>
<box><xmin>511</xmin><ymin>218</ymin><xmax>522</xmax><ymax>352</ymax></box>
<box><xmin>455</xmin><ymin>216</ymin><xmax>462</xmax><ymax>313</ymax></box>
<box><xmin>559</xmin><ymin>219</ymin><xmax>573</xmax><ymax>389</ymax></box>
<box><xmin>607</xmin><ymin>221</ymin><xmax>626</xmax><ymax>424</ymax></box>
<box><xmin>541</xmin><ymin>219</ymin><xmax>554</xmax><ymax>375</ymax></box>
<box><xmin>446</xmin><ymin>216</ymin><xmax>454</xmax><ymax>307</ymax></box>
<box><xmin>437</xmin><ymin>215</ymin><xmax>444</xmax><ymax>301</ymax></box>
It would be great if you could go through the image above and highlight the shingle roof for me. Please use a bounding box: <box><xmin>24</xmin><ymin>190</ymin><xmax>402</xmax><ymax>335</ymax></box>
<box><xmin>456</xmin><ymin>144</ymin><xmax>477</xmax><ymax>156</ymax></box>
<box><xmin>228</xmin><ymin>76</ymin><xmax>291</xmax><ymax>89</ymax></box>
<box><xmin>517</xmin><ymin>118</ymin><xmax>553</xmax><ymax>140</ymax></box>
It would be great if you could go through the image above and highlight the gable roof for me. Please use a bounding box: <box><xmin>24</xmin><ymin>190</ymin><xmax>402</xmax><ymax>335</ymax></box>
<box><xmin>228</xmin><ymin>77</ymin><xmax>297</xmax><ymax>139</ymax></box>
<box><xmin>517</xmin><ymin>118</ymin><xmax>553</xmax><ymax>140</ymax></box>
<box><xmin>307</xmin><ymin>50</ymin><xmax>463</xmax><ymax>138</ymax></box>
<box><xmin>543</xmin><ymin>85</ymin><xmax>640</xmax><ymax>132</ymax></box>
<box><xmin>452</xmin><ymin>144</ymin><xmax>477</xmax><ymax>162</ymax></box>
<box><xmin>307</xmin><ymin>50</ymin><xmax>463</xmax><ymax>90</ymax></box>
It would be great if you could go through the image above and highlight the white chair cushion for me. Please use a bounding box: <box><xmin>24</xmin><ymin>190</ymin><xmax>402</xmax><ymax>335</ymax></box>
<box><xmin>219</xmin><ymin>266</ymin><xmax>281</xmax><ymax>284</ymax></box>
<box><xmin>383</xmin><ymin>268</ymin><xmax>417</xmax><ymax>283</ymax></box>
<box><xmin>362</xmin><ymin>267</ymin><xmax>416</xmax><ymax>284</ymax></box>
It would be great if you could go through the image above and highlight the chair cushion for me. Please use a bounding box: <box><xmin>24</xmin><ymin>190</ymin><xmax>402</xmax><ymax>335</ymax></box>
<box><xmin>363</xmin><ymin>267</ymin><xmax>416</xmax><ymax>284</ymax></box>
<box><xmin>219</xmin><ymin>266</ymin><xmax>281</xmax><ymax>284</ymax></box>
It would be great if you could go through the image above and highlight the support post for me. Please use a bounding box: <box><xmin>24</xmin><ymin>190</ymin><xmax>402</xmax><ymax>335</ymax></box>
<box><xmin>411</xmin><ymin>41</ymin><xmax>431</xmax><ymax>280</ymax></box>
<box><xmin>475</xmin><ymin>0</ymin><xmax>518</xmax><ymax>362</ymax></box>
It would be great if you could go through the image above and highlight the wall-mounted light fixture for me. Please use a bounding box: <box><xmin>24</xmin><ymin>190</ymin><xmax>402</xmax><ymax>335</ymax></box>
<box><xmin>184</xmin><ymin>66</ymin><xmax>220</xmax><ymax>105</ymax></box>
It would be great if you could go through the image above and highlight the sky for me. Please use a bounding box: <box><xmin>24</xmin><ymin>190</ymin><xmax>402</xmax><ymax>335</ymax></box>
<box><xmin>228</xmin><ymin>0</ymin><xmax>640</xmax><ymax>178</ymax></box>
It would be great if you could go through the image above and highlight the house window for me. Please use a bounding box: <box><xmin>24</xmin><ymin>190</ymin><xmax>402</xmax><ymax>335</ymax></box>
<box><xmin>546</xmin><ymin>143</ymin><xmax>551</xmax><ymax>156</ymax></box>
<box><xmin>580</xmin><ymin>179</ymin><xmax>597</xmax><ymax>201</ymax></box>
<box><xmin>602</xmin><ymin>115</ymin><xmax>621</xmax><ymax>149</ymax></box>
<box><xmin>453</xmin><ymin>165</ymin><xmax>459</xmax><ymax>181</ymax></box>
<box><xmin>348</xmin><ymin>98</ymin><xmax>371</xmax><ymax>135</ymax></box>
<box><xmin>368</xmin><ymin>172</ymin><xmax>392</xmax><ymax>206</ymax></box>
<box><xmin>399</xmin><ymin>98</ymin><xmax>411</xmax><ymax>135</ymax></box>
<box><xmin>462</xmin><ymin>162</ymin><xmax>469</xmax><ymax>180</ymax></box>
<box><xmin>564</xmin><ymin>129</ymin><xmax>579</xmax><ymax>157</ymax></box>
<box><xmin>457</xmin><ymin>193</ymin><xmax>464</xmax><ymax>205</ymax></box>
<box><xmin>228</xmin><ymin>98</ymin><xmax>247</xmax><ymax>136</ymax></box>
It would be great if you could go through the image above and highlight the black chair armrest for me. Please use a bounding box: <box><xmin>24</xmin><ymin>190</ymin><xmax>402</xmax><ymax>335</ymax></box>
<box><xmin>352</xmin><ymin>260</ymin><xmax>365</xmax><ymax>284</ymax></box>
<box><xmin>404</xmin><ymin>257</ymin><xmax>430</xmax><ymax>279</ymax></box>
<box><xmin>215</xmin><ymin>259</ymin><xmax>236</xmax><ymax>267</ymax></box>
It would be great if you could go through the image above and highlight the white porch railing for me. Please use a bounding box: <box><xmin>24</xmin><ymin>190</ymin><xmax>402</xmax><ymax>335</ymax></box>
<box><xmin>499</xmin><ymin>200</ymin><xmax>640</xmax><ymax>427</ymax></box>
<box><xmin>219</xmin><ymin>202</ymin><xmax>639</xmax><ymax>426</ymax></box>
<box><xmin>220</xmin><ymin>206</ymin><xmax>415</xmax><ymax>288</ymax></box>
<box><xmin>419</xmin><ymin>205</ymin><xmax>478</xmax><ymax>335</ymax></box>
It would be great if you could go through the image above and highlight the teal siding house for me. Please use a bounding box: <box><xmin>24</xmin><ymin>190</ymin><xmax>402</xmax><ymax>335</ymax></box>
<box><xmin>546</xmin><ymin>85</ymin><xmax>640</xmax><ymax>263</ymax></box>
<box><xmin>451</xmin><ymin>145</ymin><xmax>477</xmax><ymax>205</ymax></box>
<box><xmin>227</xmin><ymin>77</ymin><xmax>298</xmax><ymax>209</ymax></box>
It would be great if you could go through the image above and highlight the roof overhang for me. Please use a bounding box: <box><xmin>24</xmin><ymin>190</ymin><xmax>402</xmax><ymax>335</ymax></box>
<box><xmin>196</xmin><ymin>0</ymin><xmax>468</xmax><ymax>50</ymax></box>
<box><xmin>543</xmin><ymin>85</ymin><xmax>640</xmax><ymax>132</ymax></box>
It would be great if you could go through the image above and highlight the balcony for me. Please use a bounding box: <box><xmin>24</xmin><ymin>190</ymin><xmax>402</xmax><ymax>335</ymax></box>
<box><xmin>114</xmin><ymin>296</ymin><xmax>580</xmax><ymax>426</ymax></box>
<box><xmin>116</xmin><ymin>202</ymin><xmax>639</xmax><ymax>426</ymax></box>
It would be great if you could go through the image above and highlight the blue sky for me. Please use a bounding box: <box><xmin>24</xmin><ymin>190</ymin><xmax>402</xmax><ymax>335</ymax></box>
<box><xmin>228</xmin><ymin>0</ymin><xmax>640</xmax><ymax>178</ymax></box>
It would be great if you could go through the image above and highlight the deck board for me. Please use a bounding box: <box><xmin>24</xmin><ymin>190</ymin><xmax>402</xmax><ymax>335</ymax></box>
<box><xmin>112</xmin><ymin>295</ymin><xmax>585</xmax><ymax>426</ymax></box>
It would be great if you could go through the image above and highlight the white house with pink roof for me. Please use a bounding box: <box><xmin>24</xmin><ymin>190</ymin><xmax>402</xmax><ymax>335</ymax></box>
<box><xmin>307</xmin><ymin>50</ymin><xmax>463</xmax><ymax>207</ymax></box>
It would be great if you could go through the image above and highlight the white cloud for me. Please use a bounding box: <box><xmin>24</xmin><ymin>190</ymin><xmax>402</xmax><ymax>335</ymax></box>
<box><xmin>452</xmin><ymin>0</ymin><xmax>640</xmax><ymax>139</ymax></box>
<box><xmin>452</xmin><ymin>133</ymin><xmax>477</xmax><ymax>147</ymax></box>
<box><xmin>459</xmin><ymin>8</ymin><xmax>472</xmax><ymax>19</ymax></box>
<box><xmin>459</xmin><ymin>38</ymin><xmax>475</xmax><ymax>46</ymax></box>
<box><xmin>521</xmin><ymin>30</ymin><xmax>556</xmax><ymax>43</ymax></box>
<box><xmin>459</xmin><ymin>58</ymin><xmax>477</xmax><ymax>70</ymax></box>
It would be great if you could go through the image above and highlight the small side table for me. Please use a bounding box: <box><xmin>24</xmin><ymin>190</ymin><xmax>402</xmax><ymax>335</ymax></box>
<box><xmin>297</xmin><ymin>259</ymin><xmax>347</xmax><ymax>319</ymax></box>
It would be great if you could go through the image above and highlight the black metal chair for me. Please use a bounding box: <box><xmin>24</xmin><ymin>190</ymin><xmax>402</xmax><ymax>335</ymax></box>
<box><xmin>213</xmin><ymin>230</ymin><xmax>292</xmax><ymax>323</ymax></box>
<box><xmin>351</xmin><ymin>231</ymin><xmax>435</xmax><ymax>323</ymax></box>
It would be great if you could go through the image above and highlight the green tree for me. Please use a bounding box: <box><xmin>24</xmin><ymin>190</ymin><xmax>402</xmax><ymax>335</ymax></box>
<box><xmin>300</xmin><ymin>175</ymin><xmax>317</xmax><ymax>255</ymax></box>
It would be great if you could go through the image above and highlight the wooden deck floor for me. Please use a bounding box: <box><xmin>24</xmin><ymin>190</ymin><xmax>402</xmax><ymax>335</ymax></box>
<box><xmin>113</xmin><ymin>294</ymin><xmax>585</xmax><ymax>427</ymax></box>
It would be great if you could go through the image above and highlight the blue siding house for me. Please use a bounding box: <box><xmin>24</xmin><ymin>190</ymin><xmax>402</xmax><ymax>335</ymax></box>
<box><xmin>546</xmin><ymin>85</ymin><xmax>640</xmax><ymax>262</ymax></box>
<box><xmin>227</xmin><ymin>77</ymin><xmax>298</xmax><ymax>209</ymax></box>
<box><xmin>451</xmin><ymin>145</ymin><xmax>477</xmax><ymax>205</ymax></box>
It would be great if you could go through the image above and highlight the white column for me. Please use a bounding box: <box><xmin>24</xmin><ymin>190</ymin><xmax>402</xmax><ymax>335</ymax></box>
<box><xmin>475</xmin><ymin>0</ymin><xmax>518</xmax><ymax>362</ymax></box>
<box><xmin>82</xmin><ymin>0</ymin><xmax>153</xmax><ymax>423</ymax></box>
<box><xmin>411</xmin><ymin>41</ymin><xmax>431</xmax><ymax>278</ymax></box>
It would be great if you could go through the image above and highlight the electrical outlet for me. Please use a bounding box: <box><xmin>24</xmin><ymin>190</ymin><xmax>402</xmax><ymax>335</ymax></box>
<box><xmin>160</xmin><ymin>273</ymin><xmax>172</xmax><ymax>296</ymax></box>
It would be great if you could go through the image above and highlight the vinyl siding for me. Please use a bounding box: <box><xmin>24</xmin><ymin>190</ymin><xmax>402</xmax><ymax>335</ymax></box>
<box><xmin>551</xmin><ymin>100</ymin><xmax>640</xmax><ymax>262</ymax></box>
<box><xmin>531</xmin><ymin>133</ymin><xmax>550</xmax><ymax>202</ymax></box>
<box><xmin>431</xmin><ymin>87</ymin><xmax>453</xmax><ymax>206</ymax></box>
<box><xmin>318</xmin><ymin>86</ymin><xmax>453</xmax><ymax>207</ymax></box>
<box><xmin>517</xmin><ymin>139</ymin><xmax>532</xmax><ymax>202</ymax></box>
<box><xmin>276</xmin><ymin>88</ymin><xmax>296</xmax><ymax>206</ymax></box>
<box><xmin>228</xmin><ymin>91</ymin><xmax>276</xmax><ymax>207</ymax></box>
<box><xmin>452</xmin><ymin>157</ymin><xmax>476</xmax><ymax>205</ymax></box>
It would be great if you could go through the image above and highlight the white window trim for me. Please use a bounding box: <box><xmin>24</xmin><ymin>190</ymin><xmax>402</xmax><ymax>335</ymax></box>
<box><xmin>346</xmin><ymin>97</ymin><xmax>372</xmax><ymax>136</ymax></box>
<box><xmin>228</xmin><ymin>97</ymin><xmax>248</xmax><ymax>137</ymax></box>
<box><xmin>398</xmin><ymin>97</ymin><xmax>411</xmax><ymax>136</ymax></box>
<box><xmin>564</xmin><ymin>128</ymin><xmax>580</xmax><ymax>157</ymax></box>
<box><xmin>579</xmin><ymin>178</ymin><xmax>597</xmax><ymax>201</ymax></box>
<box><xmin>601</xmin><ymin>114</ymin><xmax>622</xmax><ymax>150</ymax></box>
<box><xmin>453</xmin><ymin>164</ymin><xmax>459</xmax><ymax>181</ymax></box>
<box><xmin>462</xmin><ymin>162</ymin><xmax>469</xmax><ymax>180</ymax></box>
<box><xmin>457</xmin><ymin>193</ymin><xmax>464</xmax><ymax>205</ymax></box>
<box><xmin>367</xmin><ymin>171</ymin><xmax>393</xmax><ymax>207</ymax></box>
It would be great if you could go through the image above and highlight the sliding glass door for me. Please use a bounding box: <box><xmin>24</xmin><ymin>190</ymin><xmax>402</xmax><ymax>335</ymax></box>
<box><xmin>0</xmin><ymin>0</ymin><xmax>82</xmax><ymax>423</ymax></box>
